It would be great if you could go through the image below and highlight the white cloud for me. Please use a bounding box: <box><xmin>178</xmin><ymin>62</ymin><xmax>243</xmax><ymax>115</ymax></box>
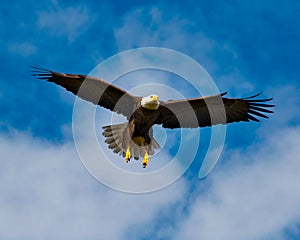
<box><xmin>37</xmin><ymin>4</ymin><xmax>93</xmax><ymax>42</ymax></box>
<box><xmin>8</xmin><ymin>41</ymin><xmax>37</xmax><ymax>57</ymax></box>
<box><xmin>0</xmin><ymin>129</ymin><xmax>187</xmax><ymax>239</ymax></box>
<box><xmin>175</xmin><ymin>125</ymin><xmax>300</xmax><ymax>240</ymax></box>
<box><xmin>114</xmin><ymin>6</ymin><xmax>217</xmax><ymax>71</ymax></box>
<box><xmin>113</xmin><ymin>5</ymin><xmax>254</xmax><ymax>95</ymax></box>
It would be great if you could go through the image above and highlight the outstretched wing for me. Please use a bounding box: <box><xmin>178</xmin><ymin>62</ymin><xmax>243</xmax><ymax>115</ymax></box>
<box><xmin>155</xmin><ymin>92</ymin><xmax>274</xmax><ymax>129</ymax></box>
<box><xmin>32</xmin><ymin>66</ymin><xmax>141</xmax><ymax>119</ymax></box>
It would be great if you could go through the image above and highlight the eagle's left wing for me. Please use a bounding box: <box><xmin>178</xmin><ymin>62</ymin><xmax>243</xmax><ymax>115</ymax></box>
<box><xmin>32</xmin><ymin>66</ymin><xmax>141</xmax><ymax>119</ymax></box>
<box><xmin>155</xmin><ymin>93</ymin><xmax>274</xmax><ymax>129</ymax></box>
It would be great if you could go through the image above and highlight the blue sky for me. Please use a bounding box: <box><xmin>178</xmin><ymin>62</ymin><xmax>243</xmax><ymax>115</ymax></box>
<box><xmin>1</xmin><ymin>0</ymin><xmax>300</xmax><ymax>239</ymax></box>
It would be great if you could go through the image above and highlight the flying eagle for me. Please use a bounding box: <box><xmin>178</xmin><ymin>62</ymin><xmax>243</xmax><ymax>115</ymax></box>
<box><xmin>32</xmin><ymin>66</ymin><xmax>274</xmax><ymax>168</ymax></box>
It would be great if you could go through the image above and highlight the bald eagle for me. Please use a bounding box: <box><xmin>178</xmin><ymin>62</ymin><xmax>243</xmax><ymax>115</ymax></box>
<box><xmin>32</xmin><ymin>67</ymin><xmax>274</xmax><ymax>168</ymax></box>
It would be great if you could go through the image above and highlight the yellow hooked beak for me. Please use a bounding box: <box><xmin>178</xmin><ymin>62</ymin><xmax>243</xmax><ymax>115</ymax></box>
<box><xmin>150</xmin><ymin>95</ymin><xmax>158</xmax><ymax>101</ymax></box>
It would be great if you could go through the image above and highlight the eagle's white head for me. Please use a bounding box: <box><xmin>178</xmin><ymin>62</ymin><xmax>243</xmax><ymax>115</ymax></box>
<box><xmin>141</xmin><ymin>94</ymin><xmax>160</xmax><ymax>110</ymax></box>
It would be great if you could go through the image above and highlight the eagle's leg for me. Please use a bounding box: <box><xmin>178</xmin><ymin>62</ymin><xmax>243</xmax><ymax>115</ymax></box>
<box><xmin>142</xmin><ymin>153</ymin><xmax>149</xmax><ymax>168</ymax></box>
<box><xmin>123</xmin><ymin>125</ymin><xmax>131</xmax><ymax>163</ymax></box>
<box><xmin>125</xmin><ymin>148</ymin><xmax>131</xmax><ymax>163</ymax></box>
<box><xmin>142</xmin><ymin>145</ymin><xmax>149</xmax><ymax>168</ymax></box>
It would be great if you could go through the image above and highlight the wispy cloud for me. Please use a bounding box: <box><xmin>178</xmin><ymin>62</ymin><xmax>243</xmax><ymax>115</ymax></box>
<box><xmin>7</xmin><ymin>42</ymin><xmax>37</xmax><ymax>57</ymax></box>
<box><xmin>113</xmin><ymin>5</ymin><xmax>256</xmax><ymax>95</ymax></box>
<box><xmin>37</xmin><ymin>4</ymin><xmax>94</xmax><ymax>42</ymax></box>
<box><xmin>0</xmin><ymin>129</ymin><xmax>187</xmax><ymax>239</ymax></box>
<box><xmin>114</xmin><ymin>6</ymin><xmax>217</xmax><ymax>69</ymax></box>
<box><xmin>174</xmin><ymin>125</ymin><xmax>300</xmax><ymax>240</ymax></box>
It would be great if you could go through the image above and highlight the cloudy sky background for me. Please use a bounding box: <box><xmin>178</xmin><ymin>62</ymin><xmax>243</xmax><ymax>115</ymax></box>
<box><xmin>1</xmin><ymin>0</ymin><xmax>300</xmax><ymax>239</ymax></box>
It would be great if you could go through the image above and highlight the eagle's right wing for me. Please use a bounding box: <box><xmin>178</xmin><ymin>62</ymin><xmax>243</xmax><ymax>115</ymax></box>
<box><xmin>32</xmin><ymin>66</ymin><xmax>141</xmax><ymax>119</ymax></box>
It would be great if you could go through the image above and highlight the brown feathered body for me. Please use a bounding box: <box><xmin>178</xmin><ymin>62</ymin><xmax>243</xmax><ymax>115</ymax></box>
<box><xmin>102</xmin><ymin>107</ymin><xmax>161</xmax><ymax>159</ymax></box>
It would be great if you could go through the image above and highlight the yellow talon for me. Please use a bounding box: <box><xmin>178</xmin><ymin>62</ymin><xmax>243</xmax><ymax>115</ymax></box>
<box><xmin>142</xmin><ymin>153</ymin><xmax>149</xmax><ymax>168</ymax></box>
<box><xmin>125</xmin><ymin>148</ymin><xmax>131</xmax><ymax>163</ymax></box>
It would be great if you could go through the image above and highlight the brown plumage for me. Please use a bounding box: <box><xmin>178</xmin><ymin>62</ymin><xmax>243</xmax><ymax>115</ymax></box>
<box><xmin>32</xmin><ymin>66</ymin><xmax>274</xmax><ymax>167</ymax></box>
